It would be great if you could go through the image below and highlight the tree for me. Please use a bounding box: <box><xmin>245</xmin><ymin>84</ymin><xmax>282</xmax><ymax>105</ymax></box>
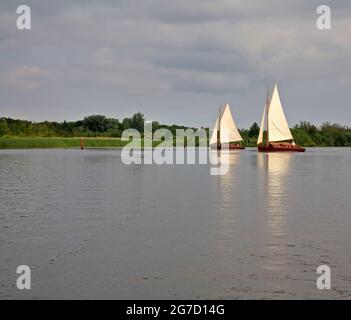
<box><xmin>105</xmin><ymin>118</ymin><xmax>121</xmax><ymax>137</ymax></box>
<box><xmin>83</xmin><ymin>115</ymin><xmax>108</xmax><ymax>133</ymax></box>
<box><xmin>248</xmin><ymin>122</ymin><xmax>260</xmax><ymax>138</ymax></box>
<box><xmin>130</xmin><ymin>112</ymin><xmax>145</xmax><ymax>133</ymax></box>
<box><xmin>121</xmin><ymin>118</ymin><xmax>132</xmax><ymax>131</ymax></box>
<box><xmin>0</xmin><ymin>118</ymin><xmax>10</xmax><ymax>136</ymax></box>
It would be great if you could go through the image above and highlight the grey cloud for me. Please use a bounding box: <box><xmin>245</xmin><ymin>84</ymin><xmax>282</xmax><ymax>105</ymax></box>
<box><xmin>0</xmin><ymin>0</ymin><xmax>350</xmax><ymax>127</ymax></box>
<box><xmin>0</xmin><ymin>65</ymin><xmax>44</xmax><ymax>91</ymax></box>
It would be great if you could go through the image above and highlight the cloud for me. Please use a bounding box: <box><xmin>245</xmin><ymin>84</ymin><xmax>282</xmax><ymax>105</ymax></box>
<box><xmin>0</xmin><ymin>0</ymin><xmax>350</xmax><ymax>125</ymax></box>
<box><xmin>0</xmin><ymin>65</ymin><xmax>44</xmax><ymax>91</ymax></box>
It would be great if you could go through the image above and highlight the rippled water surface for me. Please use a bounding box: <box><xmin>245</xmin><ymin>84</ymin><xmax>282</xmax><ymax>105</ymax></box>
<box><xmin>1</xmin><ymin>148</ymin><xmax>351</xmax><ymax>299</ymax></box>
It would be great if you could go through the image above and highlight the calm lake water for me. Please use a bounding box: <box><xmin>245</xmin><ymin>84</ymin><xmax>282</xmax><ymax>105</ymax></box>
<box><xmin>1</xmin><ymin>148</ymin><xmax>351</xmax><ymax>299</ymax></box>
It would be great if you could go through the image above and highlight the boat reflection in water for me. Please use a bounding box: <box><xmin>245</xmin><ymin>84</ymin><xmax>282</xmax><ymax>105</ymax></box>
<box><xmin>211</xmin><ymin>150</ymin><xmax>241</xmax><ymax>251</ymax></box>
<box><xmin>257</xmin><ymin>153</ymin><xmax>293</xmax><ymax>273</ymax></box>
<box><xmin>213</xmin><ymin>150</ymin><xmax>241</xmax><ymax>208</ymax></box>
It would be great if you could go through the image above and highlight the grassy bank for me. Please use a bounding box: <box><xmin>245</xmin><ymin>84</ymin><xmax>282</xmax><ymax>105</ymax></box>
<box><xmin>0</xmin><ymin>137</ymin><xmax>170</xmax><ymax>149</ymax></box>
<box><xmin>0</xmin><ymin>137</ymin><xmax>129</xmax><ymax>149</ymax></box>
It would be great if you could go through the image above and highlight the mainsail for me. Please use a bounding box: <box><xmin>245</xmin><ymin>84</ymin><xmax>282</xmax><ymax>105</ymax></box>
<box><xmin>209</xmin><ymin>116</ymin><xmax>219</xmax><ymax>145</ymax></box>
<box><xmin>210</xmin><ymin>104</ymin><xmax>243</xmax><ymax>145</ymax></box>
<box><xmin>257</xmin><ymin>104</ymin><xmax>267</xmax><ymax>145</ymax></box>
<box><xmin>257</xmin><ymin>85</ymin><xmax>293</xmax><ymax>145</ymax></box>
<box><xmin>268</xmin><ymin>85</ymin><xmax>293</xmax><ymax>142</ymax></box>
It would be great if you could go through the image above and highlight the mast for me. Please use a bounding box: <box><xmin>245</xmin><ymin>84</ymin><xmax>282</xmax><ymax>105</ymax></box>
<box><xmin>266</xmin><ymin>86</ymin><xmax>269</xmax><ymax>147</ymax></box>
<box><xmin>217</xmin><ymin>106</ymin><xmax>221</xmax><ymax>148</ymax></box>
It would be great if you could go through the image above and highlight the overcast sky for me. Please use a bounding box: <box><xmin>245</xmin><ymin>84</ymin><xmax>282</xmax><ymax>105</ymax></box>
<box><xmin>0</xmin><ymin>0</ymin><xmax>350</xmax><ymax>128</ymax></box>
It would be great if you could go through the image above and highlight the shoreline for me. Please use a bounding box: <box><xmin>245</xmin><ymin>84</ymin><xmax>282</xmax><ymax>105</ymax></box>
<box><xmin>0</xmin><ymin>137</ymin><xmax>127</xmax><ymax>149</ymax></box>
<box><xmin>1</xmin><ymin>137</ymin><xmax>350</xmax><ymax>150</ymax></box>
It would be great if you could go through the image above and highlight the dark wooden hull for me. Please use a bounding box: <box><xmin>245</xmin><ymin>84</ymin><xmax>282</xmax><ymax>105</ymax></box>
<box><xmin>218</xmin><ymin>144</ymin><xmax>245</xmax><ymax>150</ymax></box>
<box><xmin>258</xmin><ymin>144</ymin><xmax>305</xmax><ymax>152</ymax></box>
<box><xmin>210</xmin><ymin>144</ymin><xmax>245</xmax><ymax>150</ymax></box>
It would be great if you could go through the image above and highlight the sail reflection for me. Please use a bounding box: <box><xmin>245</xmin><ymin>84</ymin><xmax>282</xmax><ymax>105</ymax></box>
<box><xmin>212</xmin><ymin>151</ymin><xmax>241</xmax><ymax>257</ymax></box>
<box><xmin>217</xmin><ymin>152</ymin><xmax>240</xmax><ymax>208</ymax></box>
<box><xmin>258</xmin><ymin>153</ymin><xmax>293</xmax><ymax>271</ymax></box>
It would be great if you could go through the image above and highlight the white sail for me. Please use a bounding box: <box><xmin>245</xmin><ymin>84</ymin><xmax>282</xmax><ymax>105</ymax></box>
<box><xmin>268</xmin><ymin>85</ymin><xmax>293</xmax><ymax>142</ymax></box>
<box><xmin>210</xmin><ymin>104</ymin><xmax>242</xmax><ymax>145</ymax></box>
<box><xmin>219</xmin><ymin>104</ymin><xmax>243</xmax><ymax>143</ymax></box>
<box><xmin>257</xmin><ymin>104</ymin><xmax>267</xmax><ymax>145</ymax></box>
<box><xmin>209</xmin><ymin>116</ymin><xmax>219</xmax><ymax>145</ymax></box>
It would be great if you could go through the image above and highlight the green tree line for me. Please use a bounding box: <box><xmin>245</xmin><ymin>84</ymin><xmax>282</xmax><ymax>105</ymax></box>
<box><xmin>240</xmin><ymin>122</ymin><xmax>351</xmax><ymax>147</ymax></box>
<box><xmin>1</xmin><ymin>114</ymin><xmax>351</xmax><ymax>147</ymax></box>
<box><xmin>0</xmin><ymin>113</ymin><xmax>192</xmax><ymax>138</ymax></box>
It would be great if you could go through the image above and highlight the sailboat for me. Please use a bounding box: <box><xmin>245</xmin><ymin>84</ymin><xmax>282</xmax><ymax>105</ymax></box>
<box><xmin>210</xmin><ymin>103</ymin><xmax>245</xmax><ymax>150</ymax></box>
<box><xmin>257</xmin><ymin>84</ymin><xmax>305</xmax><ymax>152</ymax></box>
